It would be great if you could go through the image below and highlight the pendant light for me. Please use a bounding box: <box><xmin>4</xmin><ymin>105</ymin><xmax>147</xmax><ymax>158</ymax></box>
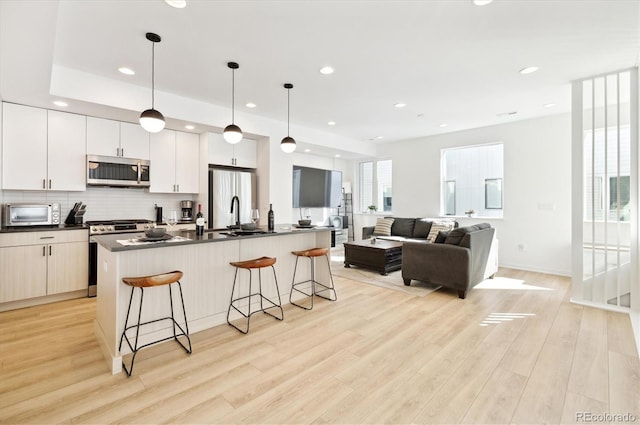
<box><xmin>280</xmin><ymin>83</ymin><xmax>296</xmax><ymax>153</ymax></box>
<box><xmin>223</xmin><ymin>62</ymin><xmax>243</xmax><ymax>144</ymax></box>
<box><xmin>139</xmin><ymin>32</ymin><xmax>165</xmax><ymax>133</ymax></box>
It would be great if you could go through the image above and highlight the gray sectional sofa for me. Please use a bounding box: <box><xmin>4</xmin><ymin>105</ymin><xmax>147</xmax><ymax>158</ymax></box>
<box><xmin>361</xmin><ymin>217</ymin><xmax>457</xmax><ymax>242</ymax></box>
<box><xmin>401</xmin><ymin>223</ymin><xmax>496</xmax><ymax>299</ymax></box>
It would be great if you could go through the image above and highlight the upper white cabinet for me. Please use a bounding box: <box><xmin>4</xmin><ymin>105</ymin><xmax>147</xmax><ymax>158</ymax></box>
<box><xmin>208</xmin><ymin>132</ymin><xmax>256</xmax><ymax>168</ymax></box>
<box><xmin>120</xmin><ymin>122</ymin><xmax>150</xmax><ymax>159</ymax></box>
<box><xmin>2</xmin><ymin>103</ymin><xmax>86</xmax><ymax>191</ymax></box>
<box><xmin>87</xmin><ymin>117</ymin><xmax>149</xmax><ymax>160</ymax></box>
<box><xmin>150</xmin><ymin>129</ymin><xmax>199</xmax><ymax>193</ymax></box>
<box><xmin>47</xmin><ymin>110</ymin><xmax>87</xmax><ymax>191</ymax></box>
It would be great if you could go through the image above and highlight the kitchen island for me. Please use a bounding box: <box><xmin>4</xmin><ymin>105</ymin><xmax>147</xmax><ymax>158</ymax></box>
<box><xmin>93</xmin><ymin>225</ymin><xmax>331</xmax><ymax>374</ymax></box>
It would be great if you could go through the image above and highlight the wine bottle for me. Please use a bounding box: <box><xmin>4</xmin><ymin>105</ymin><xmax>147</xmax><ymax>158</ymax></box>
<box><xmin>196</xmin><ymin>203</ymin><xmax>205</xmax><ymax>235</ymax></box>
<box><xmin>268</xmin><ymin>203</ymin><xmax>274</xmax><ymax>231</ymax></box>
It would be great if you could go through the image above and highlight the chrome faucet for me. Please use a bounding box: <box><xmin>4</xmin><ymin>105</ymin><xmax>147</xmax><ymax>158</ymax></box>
<box><xmin>230</xmin><ymin>195</ymin><xmax>240</xmax><ymax>228</ymax></box>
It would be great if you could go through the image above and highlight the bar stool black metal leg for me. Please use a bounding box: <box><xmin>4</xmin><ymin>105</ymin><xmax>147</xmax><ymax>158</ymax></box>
<box><xmin>315</xmin><ymin>254</ymin><xmax>338</xmax><ymax>301</ymax></box>
<box><xmin>290</xmin><ymin>256</ymin><xmax>314</xmax><ymax>310</ymax></box>
<box><xmin>260</xmin><ymin>265</ymin><xmax>284</xmax><ymax>321</ymax></box>
<box><xmin>176</xmin><ymin>282</ymin><xmax>192</xmax><ymax>353</ymax></box>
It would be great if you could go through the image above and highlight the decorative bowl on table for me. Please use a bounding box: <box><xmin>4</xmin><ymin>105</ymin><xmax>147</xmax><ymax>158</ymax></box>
<box><xmin>298</xmin><ymin>219</ymin><xmax>312</xmax><ymax>226</ymax></box>
<box><xmin>144</xmin><ymin>227</ymin><xmax>166</xmax><ymax>238</ymax></box>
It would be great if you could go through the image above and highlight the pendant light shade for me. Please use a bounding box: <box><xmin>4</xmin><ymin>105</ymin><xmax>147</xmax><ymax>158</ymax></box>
<box><xmin>280</xmin><ymin>83</ymin><xmax>296</xmax><ymax>153</ymax></box>
<box><xmin>223</xmin><ymin>62</ymin><xmax>243</xmax><ymax>144</ymax></box>
<box><xmin>139</xmin><ymin>32</ymin><xmax>165</xmax><ymax>133</ymax></box>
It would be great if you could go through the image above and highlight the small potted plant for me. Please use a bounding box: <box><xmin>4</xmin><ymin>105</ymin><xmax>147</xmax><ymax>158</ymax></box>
<box><xmin>465</xmin><ymin>209</ymin><xmax>475</xmax><ymax>217</ymax></box>
<box><xmin>367</xmin><ymin>204</ymin><xmax>377</xmax><ymax>213</ymax></box>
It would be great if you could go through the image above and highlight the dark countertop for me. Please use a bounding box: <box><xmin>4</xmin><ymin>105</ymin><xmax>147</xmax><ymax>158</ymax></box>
<box><xmin>0</xmin><ymin>224</ymin><xmax>88</xmax><ymax>234</ymax></box>
<box><xmin>93</xmin><ymin>224</ymin><xmax>332</xmax><ymax>252</ymax></box>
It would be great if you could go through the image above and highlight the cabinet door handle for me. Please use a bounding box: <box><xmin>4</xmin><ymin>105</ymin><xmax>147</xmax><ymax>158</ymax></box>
<box><xmin>42</xmin><ymin>246</ymin><xmax>46</xmax><ymax>256</ymax></box>
<box><xmin>177</xmin><ymin>184</ymin><xmax>180</xmax><ymax>192</ymax></box>
<box><xmin>39</xmin><ymin>236</ymin><xmax>55</xmax><ymax>240</ymax></box>
<box><xmin>42</xmin><ymin>179</ymin><xmax>46</xmax><ymax>189</ymax></box>
<box><xmin>48</xmin><ymin>179</ymin><xmax>52</xmax><ymax>189</ymax></box>
<box><xmin>49</xmin><ymin>246</ymin><xmax>52</xmax><ymax>256</ymax></box>
<box><xmin>121</xmin><ymin>147</ymin><xmax>124</xmax><ymax>157</ymax></box>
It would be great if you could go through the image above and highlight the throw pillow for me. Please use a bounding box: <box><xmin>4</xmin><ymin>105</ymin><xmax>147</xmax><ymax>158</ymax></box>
<box><xmin>434</xmin><ymin>230</ymin><xmax>450</xmax><ymax>243</ymax></box>
<box><xmin>426</xmin><ymin>221</ymin><xmax>455</xmax><ymax>242</ymax></box>
<box><xmin>412</xmin><ymin>218</ymin><xmax>432</xmax><ymax>238</ymax></box>
<box><xmin>373</xmin><ymin>217</ymin><xmax>394</xmax><ymax>236</ymax></box>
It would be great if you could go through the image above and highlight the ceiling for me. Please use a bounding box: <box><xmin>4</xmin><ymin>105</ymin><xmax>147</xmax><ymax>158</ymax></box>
<box><xmin>1</xmin><ymin>0</ymin><xmax>638</xmax><ymax>156</ymax></box>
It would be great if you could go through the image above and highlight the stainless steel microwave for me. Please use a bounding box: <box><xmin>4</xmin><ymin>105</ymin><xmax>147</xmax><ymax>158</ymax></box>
<box><xmin>2</xmin><ymin>203</ymin><xmax>61</xmax><ymax>227</ymax></box>
<box><xmin>87</xmin><ymin>155</ymin><xmax>150</xmax><ymax>188</ymax></box>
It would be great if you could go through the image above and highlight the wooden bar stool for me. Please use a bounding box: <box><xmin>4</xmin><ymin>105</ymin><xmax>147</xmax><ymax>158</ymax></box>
<box><xmin>118</xmin><ymin>270</ymin><xmax>192</xmax><ymax>377</ymax></box>
<box><xmin>289</xmin><ymin>247</ymin><xmax>337</xmax><ymax>310</ymax></box>
<box><xmin>227</xmin><ymin>256</ymin><xmax>284</xmax><ymax>334</ymax></box>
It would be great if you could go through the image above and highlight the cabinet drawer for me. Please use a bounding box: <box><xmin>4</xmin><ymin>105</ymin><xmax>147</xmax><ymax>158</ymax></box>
<box><xmin>0</xmin><ymin>229</ymin><xmax>88</xmax><ymax>247</ymax></box>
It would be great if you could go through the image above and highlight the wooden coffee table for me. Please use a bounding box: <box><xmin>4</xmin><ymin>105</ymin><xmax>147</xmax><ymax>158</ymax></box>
<box><xmin>343</xmin><ymin>239</ymin><xmax>403</xmax><ymax>275</ymax></box>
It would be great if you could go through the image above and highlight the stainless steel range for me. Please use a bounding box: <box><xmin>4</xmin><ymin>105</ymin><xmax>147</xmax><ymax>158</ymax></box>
<box><xmin>87</xmin><ymin>219</ymin><xmax>155</xmax><ymax>297</ymax></box>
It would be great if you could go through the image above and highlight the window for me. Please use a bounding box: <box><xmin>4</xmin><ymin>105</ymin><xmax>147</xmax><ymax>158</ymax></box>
<box><xmin>583</xmin><ymin>125</ymin><xmax>631</xmax><ymax>222</ymax></box>
<box><xmin>441</xmin><ymin>143</ymin><xmax>503</xmax><ymax>218</ymax></box>
<box><xmin>359</xmin><ymin>159</ymin><xmax>392</xmax><ymax>212</ymax></box>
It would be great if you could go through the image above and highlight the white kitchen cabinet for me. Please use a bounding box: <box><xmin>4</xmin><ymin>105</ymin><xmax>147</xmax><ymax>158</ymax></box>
<box><xmin>150</xmin><ymin>129</ymin><xmax>199</xmax><ymax>193</ymax></box>
<box><xmin>2</xmin><ymin>103</ymin><xmax>48</xmax><ymax>190</ymax></box>
<box><xmin>120</xmin><ymin>121</ymin><xmax>150</xmax><ymax>159</ymax></box>
<box><xmin>87</xmin><ymin>117</ymin><xmax>149</xmax><ymax>159</ymax></box>
<box><xmin>2</xmin><ymin>103</ymin><xmax>86</xmax><ymax>191</ymax></box>
<box><xmin>87</xmin><ymin>116</ymin><xmax>120</xmax><ymax>157</ymax></box>
<box><xmin>0</xmin><ymin>230</ymin><xmax>88</xmax><ymax>303</ymax></box>
<box><xmin>47</xmin><ymin>110</ymin><xmax>87</xmax><ymax>191</ymax></box>
<box><xmin>208</xmin><ymin>132</ymin><xmax>256</xmax><ymax>168</ymax></box>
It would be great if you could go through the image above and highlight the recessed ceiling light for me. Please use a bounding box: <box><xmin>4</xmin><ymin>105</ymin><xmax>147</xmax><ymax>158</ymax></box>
<box><xmin>53</xmin><ymin>100</ymin><xmax>68</xmax><ymax>107</ymax></box>
<box><xmin>328</xmin><ymin>121</ymin><xmax>336</xmax><ymax>126</ymax></box>
<box><xmin>394</xmin><ymin>103</ymin><xmax>406</xmax><ymax>108</ymax></box>
<box><xmin>319</xmin><ymin>66</ymin><xmax>334</xmax><ymax>75</ymax></box>
<box><xmin>185</xmin><ymin>124</ymin><xmax>195</xmax><ymax>130</ymax></box>
<box><xmin>246</xmin><ymin>102</ymin><xmax>256</xmax><ymax>108</ymax></box>
<box><xmin>165</xmin><ymin>0</ymin><xmax>187</xmax><ymax>8</ymax></box>
<box><xmin>473</xmin><ymin>0</ymin><xmax>493</xmax><ymax>5</ymax></box>
<box><xmin>304</xmin><ymin>148</ymin><xmax>311</xmax><ymax>153</ymax></box>
<box><xmin>543</xmin><ymin>103</ymin><xmax>556</xmax><ymax>108</ymax></box>
<box><xmin>335</xmin><ymin>154</ymin><xmax>341</xmax><ymax>158</ymax></box>
<box><xmin>376</xmin><ymin>136</ymin><xmax>384</xmax><ymax>140</ymax></box>
<box><xmin>118</xmin><ymin>67</ymin><xmax>135</xmax><ymax>75</ymax></box>
<box><xmin>439</xmin><ymin>123</ymin><xmax>448</xmax><ymax>128</ymax></box>
<box><xmin>519</xmin><ymin>66</ymin><xmax>539</xmax><ymax>75</ymax></box>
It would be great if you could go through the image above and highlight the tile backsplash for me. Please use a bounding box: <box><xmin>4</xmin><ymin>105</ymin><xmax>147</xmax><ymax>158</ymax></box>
<box><xmin>0</xmin><ymin>188</ymin><xmax>194</xmax><ymax>222</ymax></box>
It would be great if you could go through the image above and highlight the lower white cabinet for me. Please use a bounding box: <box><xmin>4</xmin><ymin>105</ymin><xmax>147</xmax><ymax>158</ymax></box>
<box><xmin>0</xmin><ymin>230</ymin><xmax>88</xmax><ymax>303</ymax></box>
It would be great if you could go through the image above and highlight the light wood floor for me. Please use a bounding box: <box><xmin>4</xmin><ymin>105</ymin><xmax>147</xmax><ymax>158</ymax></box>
<box><xmin>1</xmin><ymin>267</ymin><xmax>639</xmax><ymax>424</ymax></box>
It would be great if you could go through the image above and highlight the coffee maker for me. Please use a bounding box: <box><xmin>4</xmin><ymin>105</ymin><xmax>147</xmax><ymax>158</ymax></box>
<box><xmin>180</xmin><ymin>200</ymin><xmax>193</xmax><ymax>221</ymax></box>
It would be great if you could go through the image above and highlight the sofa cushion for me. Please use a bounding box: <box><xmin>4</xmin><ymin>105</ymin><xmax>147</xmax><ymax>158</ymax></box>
<box><xmin>373</xmin><ymin>218</ymin><xmax>394</xmax><ymax>236</ymax></box>
<box><xmin>434</xmin><ymin>230</ymin><xmax>450</xmax><ymax>244</ymax></box>
<box><xmin>391</xmin><ymin>218</ymin><xmax>416</xmax><ymax>237</ymax></box>
<box><xmin>444</xmin><ymin>224</ymin><xmax>488</xmax><ymax>245</ymax></box>
<box><xmin>426</xmin><ymin>221</ymin><xmax>455</xmax><ymax>242</ymax></box>
<box><xmin>412</xmin><ymin>218</ymin><xmax>433</xmax><ymax>238</ymax></box>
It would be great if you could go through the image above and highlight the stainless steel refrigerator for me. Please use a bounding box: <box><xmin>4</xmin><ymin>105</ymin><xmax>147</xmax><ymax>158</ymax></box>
<box><xmin>208</xmin><ymin>167</ymin><xmax>257</xmax><ymax>229</ymax></box>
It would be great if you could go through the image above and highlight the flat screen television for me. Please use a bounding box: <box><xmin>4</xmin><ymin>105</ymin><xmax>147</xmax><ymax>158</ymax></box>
<box><xmin>292</xmin><ymin>165</ymin><xmax>343</xmax><ymax>208</ymax></box>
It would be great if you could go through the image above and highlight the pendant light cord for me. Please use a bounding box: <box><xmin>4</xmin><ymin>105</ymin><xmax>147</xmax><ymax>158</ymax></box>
<box><xmin>287</xmin><ymin>88</ymin><xmax>290</xmax><ymax>137</ymax></box>
<box><xmin>151</xmin><ymin>40</ymin><xmax>155</xmax><ymax>109</ymax></box>
<box><xmin>231</xmin><ymin>68</ymin><xmax>235</xmax><ymax>124</ymax></box>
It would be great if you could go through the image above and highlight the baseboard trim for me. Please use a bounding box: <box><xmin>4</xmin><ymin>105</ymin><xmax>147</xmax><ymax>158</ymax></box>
<box><xmin>498</xmin><ymin>262</ymin><xmax>571</xmax><ymax>277</ymax></box>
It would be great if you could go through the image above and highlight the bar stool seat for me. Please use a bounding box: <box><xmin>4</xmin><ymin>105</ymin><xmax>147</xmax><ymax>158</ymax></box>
<box><xmin>290</xmin><ymin>247</ymin><xmax>337</xmax><ymax>310</ymax></box>
<box><xmin>227</xmin><ymin>256</ymin><xmax>284</xmax><ymax>334</ymax></box>
<box><xmin>119</xmin><ymin>270</ymin><xmax>192</xmax><ymax>377</ymax></box>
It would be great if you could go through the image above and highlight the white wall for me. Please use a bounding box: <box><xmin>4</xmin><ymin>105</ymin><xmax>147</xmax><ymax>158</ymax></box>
<box><xmin>377</xmin><ymin>113</ymin><xmax>572</xmax><ymax>276</ymax></box>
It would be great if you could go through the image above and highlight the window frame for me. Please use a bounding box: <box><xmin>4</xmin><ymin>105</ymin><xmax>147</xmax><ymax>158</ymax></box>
<box><xmin>358</xmin><ymin>158</ymin><xmax>392</xmax><ymax>213</ymax></box>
